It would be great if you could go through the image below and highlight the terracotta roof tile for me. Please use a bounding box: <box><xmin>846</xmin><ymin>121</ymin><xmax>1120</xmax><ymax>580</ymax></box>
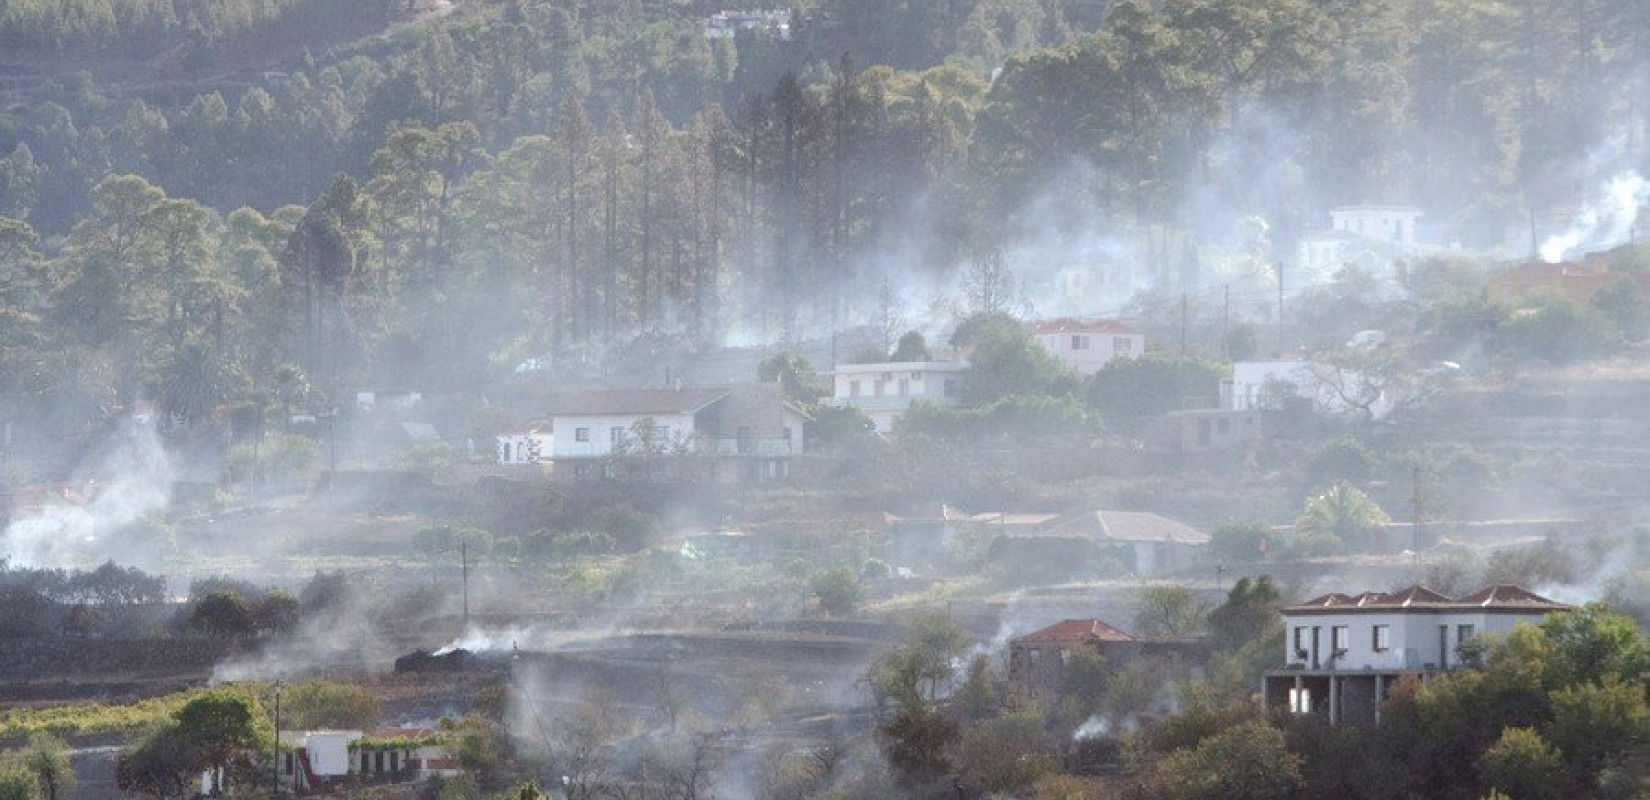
<box><xmin>1032</xmin><ymin>318</ymin><xmax>1140</xmax><ymax>336</ymax></box>
<box><xmin>1014</xmin><ymin>618</ymin><xmax>1136</xmax><ymax>645</ymax></box>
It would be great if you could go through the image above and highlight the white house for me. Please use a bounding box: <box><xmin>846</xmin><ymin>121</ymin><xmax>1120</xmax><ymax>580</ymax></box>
<box><xmin>1262</xmin><ymin>585</ymin><xmax>1569</xmax><ymax>726</ymax></box>
<box><xmin>1330</xmin><ymin>205</ymin><xmax>1423</xmax><ymax>246</ymax></box>
<box><xmin>496</xmin><ymin>430</ymin><xmax>552</xmax><ymax>465</ymax></box>
<box><xmin>1029</xmin><ymin>318</ymin><xmax>1145</xmax><ymax>375</ymax></box>
<box><xmin>832</xmin><ymin>360</ymin><xmax>967</xmax><ymax>433</ymax></box>
<box><xmin>1297</xmin><ymin>205</ymin><xmax>1423</xmax><ymax>275</ymax></box>
<box><xmin>545</xmin><ymin>384</ymin><xmax>807</xmax><ymax>482</ymax></box>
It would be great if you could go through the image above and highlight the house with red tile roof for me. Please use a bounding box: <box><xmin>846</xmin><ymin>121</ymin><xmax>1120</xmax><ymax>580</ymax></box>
<box><xmin>1007</xmin><ymin>618</ymin><xmax>1205</xmax><ymax>704</ymax></box>
<box><xmin>1029</xmin><ymin>318</ymin><xmax>1145</xmax><ymax>375</ymax></box>
<box><xmin>1263</xmin><ymin>584</ymin><xmax>1569</xmax><ymax>726</ymax></box>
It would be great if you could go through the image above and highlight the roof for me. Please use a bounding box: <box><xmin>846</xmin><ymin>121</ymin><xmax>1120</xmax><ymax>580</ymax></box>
<box><xmin>1032</xmin><ymin>318</ymin><xmax>1140</xmax><ymax>336</ymax></box>
<box><xmin>1046</xmin><ymin>510</ymin><xmax>1211</xmax><ymax>545</ymax></box>
<box><xmin>546</xmin><ymin>388</ymin><xmax>730</xmax><ymax>417</ymax></box>
<box><xmin>1330</xmin><ymin>204</ymin><xmax>1423</xmax><ymax>215</ymax></box>
<box><xmin>1285</xmin><ymin>584</ymin><xmax>1569</xmax><ymax>615</ymax></box>
<box><xmin>1013</xmin><ymin>618</ymin><xmax>1136</xmax><ymax>645</ymax></box>
<box><xmin>369</xmin><ymin>727</ymin><xmax>440</xmax><ymax>740</ymax></box>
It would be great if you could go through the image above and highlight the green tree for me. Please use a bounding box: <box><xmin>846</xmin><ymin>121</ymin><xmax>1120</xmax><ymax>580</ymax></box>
<box><xmin>810</xmin><ymin>567</ymin><xmax>862</xmax><ymax>616</ymax></box>
<box><xmin>1589</xmin><ymin>279</ymin><xmax>1645</xmax><ymax>342</ymax></box>
<box><xmin>1134</xmin><ymin>585</ymin><xmax>1208</xmax><ymax>637</ymax></box>
<box><xmin>1086</xmin><ymin>355</ymin><xmax>1225</xmax><ymax>425</ymax></box>
<box><xmin>1476</xmin><ymin>726</ymin><xmax>1562</xmax><ymax>800</ymax></box>
<box><xmin>959</xmin><ymin>324</ymin><xmax>1072</xmax><ymax>405</ymax></box>
<box><xmin>1159</xmin><ymin>721</ymin><xmax>1304</xmax><ymax>800</ymax></box>
<box><xmin>1294</xmin><ymin>482</ymin><xmax>1390</xmax><ymax>553</ymax></box>
<box><xmin>1206</xmin><ymin>576</ymin><xmax>1282</xmax><ymax>652</ymax></box>
<box><xmin>187</xmin><ymin>590</ymin><xmax>255</xmax><ymax>638</ymax></box>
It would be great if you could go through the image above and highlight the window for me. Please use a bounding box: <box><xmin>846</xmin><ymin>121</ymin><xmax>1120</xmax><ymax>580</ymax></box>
<box><xmin>1072</xmin><ymin>334</ymin><xmax>1089</xmax><ymax>350</ymax></box>
<box><xmin>943</xmin><ymin>379</ymin><xmax>957</xmax><ymax>398</ymax></box>
<box><xmin>1028</xmin><ymin>648</ymin><xmax>1041</xmax><ymax>665</ymax></box>
<box><xmin>516</xmin><ymin>442</ymin><xmax>525</xmax><ymax>461</ymax></box>
<box><xmin>1293</xmin><ymin>626</ymin><xmax>1307</xmax><ymax>658</ymax></box>
<box><xmin>881</xmin><ymin>372</ymin><xmax>893</xmax><ymax>381</ymax></box>
<box><xmin>850</xmin><ymin>380</ymin><xmax>862</xmax><ymax>397</ymax></box>
<box><xmin>1458</xmin><ymin>624</ymin><xmax>1475</xmax><ymax>644</ymax></box>
<box><xmin>873</xmin><ymin>380</ymin><xmax>884</xmax><ymax>397</ymax></box>
<box><xmin>1373</xmin><ymin>624</ymin><xmax>1391</xmax><ymax>652</ymax></box>
<box><xmin>575</xmin><ymin>427</ymin><xmax>590</xmax><ymax>442</ymax></box>
<box><xmin>898</xmin><ymin>378</ymin><xmax>909</xmax><ymax>396</ymax></box>
<box><xmin>656</xmin><ymin>425</ymin><xmax>671</xmax><ymax>441</ymax></box>
<box><xmin>910</xmin><ymin>371</ymin><xmax>922</xmax><ymax>380</ymax></box>
<box><xmin>610</xmin><ymin>426</ymin><xmax>625</xmax><ymax>445</ymax></box>
<box><xmin>1114</xmin><ymin>336</ymin><xmax>1134</xmax><ymax>355</ymax></box>
<box><xmin>1331</xmin><ymin>625</ymin><xmax>1348</xmax><ymax>653</ymax></box>
<box><xmin>1216</xmin><ymin>417</ymin><xmax>1230</xmax><ymax>434</ymax></box>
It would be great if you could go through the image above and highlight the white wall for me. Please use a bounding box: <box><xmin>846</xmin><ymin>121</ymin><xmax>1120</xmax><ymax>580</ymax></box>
<box><xmin>1034</xmin><ymin>332</ymin><xmax>1144</xmax><ymax>375</ymax></box>
<box><xmin>307</xmin><ymin>732</ymin><xmax>359</xmax><ymax>776</ymax></box>
<box><xmin>1283</xmin><ymin>611</ymin><xmax>1552</xmax><ymax>671</ymax></box>
<box><xmin>832</xmin><ymin>362</ymin><xmax>966</xmax><ymax>433</ymax></box>
<box><xmin>550</xmin><ymin>413</ymin><xmax>696</xmax><ymax>458</ymax></box>
<box><xmin>1330</xmin><ymin>207</ymin><xmax>1422</xmax><ymax>246</ymax></box>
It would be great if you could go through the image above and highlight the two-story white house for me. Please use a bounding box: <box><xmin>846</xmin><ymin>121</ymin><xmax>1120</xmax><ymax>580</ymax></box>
<box><xmin>831</xmin><ymin>360</ymin><xmax>967</xmax><ymax>433</ymax></box>
<box><xmin>1297</xmin><ymin>205</ymin><xmax>1424</xmax><ymax>274</ymax></box>
<box><xmin>545</xmin><ymin>383</ymin><xmax>807</xmax><ymax>482</ymax></box>
<box><xmin>1029</xmin><ymin>318</ymin><xmax>1145</xmax><ymax>375</ymax></box>
<box><xmin>1262</xmin><ymin>585</ymin><xmax>1569</xmax><ymax>726</ymax></box>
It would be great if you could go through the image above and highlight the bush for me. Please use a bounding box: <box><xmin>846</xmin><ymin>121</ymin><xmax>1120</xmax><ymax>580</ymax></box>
<box><xmin>1307</xmin><ymin>437</ymin><xmax>1378</xmax><ymax>483</ymax></box>
<box><xmin>1477</xmin><ymin>727</ymin><xmax>1562</xmax><ymax>800</ymax></box>
<box><xmin>810</xmin><ymin>568</ymin><xmax>862</xmax><ymax>616</ymax></box>
<box><xmin>1086</xmin><ymin>354</ymin><xmax>1225</xmax><ymax>425</ymax></box>
<box><xmin>282</xmin><ymin>681</ymin><xmax>380</xmax><ymax>730</ymax></box>
<box><xmin>897</xmin><ymin>395</ymin><xmax>1096</xmax><ymax>443</ymax></box>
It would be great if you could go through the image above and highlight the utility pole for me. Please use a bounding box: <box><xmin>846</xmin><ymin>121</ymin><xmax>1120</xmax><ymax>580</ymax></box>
<box><xmin>461</xmin><ymin>540</ymin><xmax>470</xmax><ymax>634</ymax></box>
<box><xmin>271</xmin><ymin>682</ymin><xmax>282</xmax><ymax>796</ymax></box>
<box><xmin>1179</xmin><ymin>292</ymin><xmax>1189</xmax><ymax>354</ymax></box>
<box><xmin>1275</xmin><ymin>262</ymin><xmax>1286</xmax><ymax>355</ymax></box>
<box><xmin>1411</xmin><ymin>466</ymin><xmax>1423</xmax><ymax>572</ymax></box>
<box><xmin>1222</xmin><ymin>284</ymin><xmax>1230</xmax><ymax>359</ymax></box>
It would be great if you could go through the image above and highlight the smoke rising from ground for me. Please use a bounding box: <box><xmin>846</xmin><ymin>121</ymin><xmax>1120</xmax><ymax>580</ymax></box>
<box><xmin>2</xmin><ymin>418</ymin><xmax>173</xmax><ymax>569</ymax></box>
<box><xmin>1539</xmin><ymin>172</ymin><xmax>1650</xmax><ymax>262</ymax></box>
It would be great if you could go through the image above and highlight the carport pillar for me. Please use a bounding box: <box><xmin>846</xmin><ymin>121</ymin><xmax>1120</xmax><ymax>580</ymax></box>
<box><xmin>1329</xmin><ymin>675</ymin><xmax>1340</xmax><ymax>725</ymax></box>
<box><xmin>1374</xmin><ymin>674</ymin><xmax>1384</xmax><ymax>726</ymax></box>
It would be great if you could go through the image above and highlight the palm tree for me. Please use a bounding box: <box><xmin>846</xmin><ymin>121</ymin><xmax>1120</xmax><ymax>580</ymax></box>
<box><xmin>1295</xmin><ymin>482</ymin><xmax>1391</xmax><ymax>553</ymax></box>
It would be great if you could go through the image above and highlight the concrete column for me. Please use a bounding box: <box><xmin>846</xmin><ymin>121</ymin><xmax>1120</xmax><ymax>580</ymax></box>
<box><xmin>1329</xmin><ymin>675</ymin><xmax>1340</xmax><ymax>725</ymax></box>
<box><xmin>1293</xmin><ymin>674</ymin><xmax>1303</xmax><ymax>713</ymax></box>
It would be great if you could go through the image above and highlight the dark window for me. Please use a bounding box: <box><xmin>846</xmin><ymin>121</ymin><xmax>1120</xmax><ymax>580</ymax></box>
<box><xmin>575</xmin><ymin>427</ymin><xmax>590</xmax><ymax>442</ymax></box>
<box><xmin>1373</xmin><ymin>624</ymin><xmax>1391</xmax><ymax>652</ymax></box>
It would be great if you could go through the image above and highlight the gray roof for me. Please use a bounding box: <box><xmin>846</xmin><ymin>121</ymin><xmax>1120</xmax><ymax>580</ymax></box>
<box><xmin>1047</xmin><ymin>510</ymin><xmax>1211</xmax><ymax>545</ymax></box>
<box><xmin>546</xmin><ymin>388</ymin><xmax>730</xmax><ymax>417</ymax></box>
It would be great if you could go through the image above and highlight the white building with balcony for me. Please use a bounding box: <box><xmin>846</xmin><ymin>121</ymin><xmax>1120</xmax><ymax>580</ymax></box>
<box><xmin>831</xmin><ymin>360</ymin><xmax>967</xmax><ymax>433</ymax></box>
<box><xmin>1262</xmin><ymin>585</ymin><xmax>1568</xmax><ymax>726</ymax></box>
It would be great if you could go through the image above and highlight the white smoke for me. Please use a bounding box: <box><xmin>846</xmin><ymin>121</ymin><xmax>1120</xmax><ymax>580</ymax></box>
<box><xmin>433</xmin><ymin>625</ymin><xmax>536</xmax><ymax>655</ymax></box>
<box><xmin>2</xmin><ymin>418</ymin><xmax>173</xmax><ymax>568</ymax></box>
<box><xmin>1538</xmin><ymin>172</ymin><xmax>1650</xmax><ymax>263</ymax></box>
<box><xmin>1072</xmin><ymin>715</ymin><xmax>1110</xmax><ymax>740</ymax></box>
